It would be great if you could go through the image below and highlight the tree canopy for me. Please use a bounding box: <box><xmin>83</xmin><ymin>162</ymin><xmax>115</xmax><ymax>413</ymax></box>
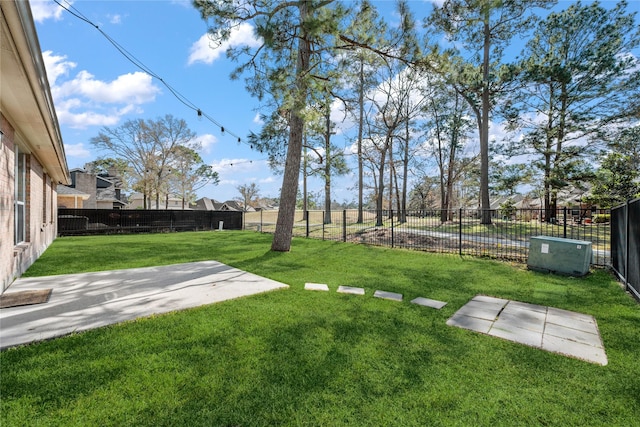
<box><xmin>185</xmin><ymin>0</ymin><xmax>639</xmax><ymax>242</ymax></box>
<box><xmin>90</xmin><ymin>115</ymin><xmax>214</xmax><ymax>209</ymax></box>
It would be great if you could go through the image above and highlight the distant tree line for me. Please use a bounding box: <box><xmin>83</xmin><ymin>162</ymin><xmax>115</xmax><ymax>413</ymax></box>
<box><xmin>90</xmin><ymin>114</ymin><xmax>218</xmax><ymax>209</ymax></box>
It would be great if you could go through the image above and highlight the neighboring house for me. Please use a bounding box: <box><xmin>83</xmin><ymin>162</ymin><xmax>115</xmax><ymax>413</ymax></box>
<box><xmin>193</xmin><ymin>197</ymin><xmax>224</xmax><ymax>211</ymax></box>
<box><xmin>193</xmin><ymin>197</ymin><xmax>256</xmax><ymax>212</ymax></box>
<box><xmin>57</xmin><ymin>185</ymin><xmax>90</xmax><ymax>208</ymax></box>
<box><xmin>222</xmin><ymin>200</ymin><xmax>247</xmax><ymax>212</ymax></box>
<box><xmin>127</xmin><ymin>192</ymin><xmax>191</xmax><ymax>210</ymax></box>
<box><xmin>489</xmin><ymin>194</ymin><xmax>526</xmax><ymax>210</ymax></box>
<box><xmin>1</xmin><ymin>1</ymin><xmax>70</xmax><ymax>291</ymax></box>
<box><xmin>61</xmin><ymin>168</ymin><xmax>126</xmax><ymax>209</ymax></box>
<box><xmin>253</xmin><ymin>201</ymin><xmax>278</xmax><ymax>212</ymax></box>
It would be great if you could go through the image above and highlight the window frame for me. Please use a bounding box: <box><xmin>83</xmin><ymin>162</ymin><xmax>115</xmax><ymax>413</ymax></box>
<box><xmin>14</xmin><ymin>146</ymin><xmax>26</xmax><ymax>245</ymax></box>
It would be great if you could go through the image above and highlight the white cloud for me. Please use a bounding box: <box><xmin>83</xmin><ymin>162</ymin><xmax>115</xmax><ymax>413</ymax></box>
<box><xmin>64</xmin><ymin>143</ymin><xmax>91</xmax><ymax>158</ymax></box>
<box><xmin>55</xmin><ymin>70</ymin><xmax>160</xmax><ymax>104</ymax></box>
<box><xmin>43</xmin><ymin>51</ymin><xmax>162</xmax><ymax>129</ymax></box>
<box><xmin>42</xmin><ymin>51</ymin><xmax>76</xmax><ymax>86</ymax></box>
<box><xmin>108</xmin><ymin>14</ymin><xmax>122</xmax><ymax>24</ymax></box>
<box><xmin>30</xmin><ymin>0</ymin><xmax>67</xmax><ymax>23</ymax></box>
<box><xmin>188</xmin><ymin>23</ymin><xmax>262</xmax><ymax>65</ymax></box>
<box><xmin>196</xmin><ymin>133</ymin><xmax>218</xmax><ymax>154</ymax></box>
<box><xmin>253</xmin><ymin>113</ymin><xmax>265</xmax><ymax>125</ymax></box>
<box><xmin>56</xmin><ymin>106</ymin><xmax>137</xmax><ymax>129</ymax></box>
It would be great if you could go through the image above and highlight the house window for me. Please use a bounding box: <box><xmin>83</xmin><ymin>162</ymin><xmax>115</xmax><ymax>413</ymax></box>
<box><xmin>50</xmin><ymin>183</ymin><xmax>54</xmax><ymax>223</ymax></box>
<box><xmin>43</xmin><ymin>173</ymin><xmax>48</xmax><ymax>224</ymax></box>
<box><xmin>15</xmin><ymin>147</ymin><xmax>26</xmax><ymax>244</ymax></box>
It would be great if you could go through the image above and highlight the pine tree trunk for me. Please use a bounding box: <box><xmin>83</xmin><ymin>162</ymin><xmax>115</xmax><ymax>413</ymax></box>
<box><xmin>324</xmin><ymin>108</ymin><xmax>332</xmax><ymax>225</ymax></box>
<box><xmin>271</xmin><ymin>3</ymin><xmax>310</xmax><ymax>251</ymax></box>
<box><xmin>357</xmin><ymin>58</ymin><xmax>365</xmax><ymax>224</ymax></box>
<box><xmin>479</xmin><ymin>11</ymin><xmax>492</xmax><ymax>225</ymax></box>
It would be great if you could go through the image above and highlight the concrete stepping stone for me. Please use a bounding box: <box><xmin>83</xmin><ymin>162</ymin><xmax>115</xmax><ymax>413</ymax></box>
<box><xmin>337</xmin><ymin>286</ymin><xmax>365</xmax><ymax>296</ymax></box>
<box><xmin>305</xmin><ymin>283</ymin><xmax>329</xmax><ymax>291</ymax></box>
<box><xmin>411</xmin><ymin>297</ymin><xmax>447</xmax><ymax>309</ymax></box>
<box><xmin>542</xmin><ymin>334</ymin><xmax>607</xmax><ymax>366</ymax></box>
<box><xmin>447</xmin><ymin>295</ymin><xmax>607</xmax><ymax>365</ymax></box>
<box><xmin>374</xmin><ymin>290</ymin><xmax>402</xmax><ymax>301</ymax></box>
<box><xmin>454</xmin><ymin>300</ymin><xmax>507</xmax><ymax>322</ymax></box>
<box><xmin>489</xmin><ymin>322</ymin><xmax>543</xmax><ymax>348</ymax></box>
<box><xmin>446</xmin><ymin>313</ymin><xmax>493</xmax><ymax>334</ymax></box>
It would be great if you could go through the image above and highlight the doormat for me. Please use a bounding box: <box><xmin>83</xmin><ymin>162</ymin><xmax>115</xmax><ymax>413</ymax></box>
<box><xmin>0</xmin><ymin>289</ymin><xmax>52</xmax><ymax>309</ymax></box>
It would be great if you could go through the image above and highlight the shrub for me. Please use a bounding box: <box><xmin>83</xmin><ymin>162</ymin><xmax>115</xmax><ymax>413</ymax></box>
<box><xmin>592</xmin><ymin>213</ymin><xmax>610</xmax><ymax>223</ymax></box>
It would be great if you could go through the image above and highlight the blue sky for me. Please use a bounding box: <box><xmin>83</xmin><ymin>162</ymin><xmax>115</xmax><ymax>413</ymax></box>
<box><xmin>33</xmin><ymin>0</ymin><xmax>404</xmax><ymax>204</ymax></box>
<box><xmin>31</xmin><ymin>0</ymin><xmax>639</xmax><ymax>204</ymax></box>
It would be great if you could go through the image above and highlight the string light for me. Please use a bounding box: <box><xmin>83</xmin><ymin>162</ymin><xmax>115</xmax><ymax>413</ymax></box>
<box><xmin>53</xmin><ymin>0</ymin><xmax>246</xmax><ymax>144</ymax></box>
<box><xmin>220</xmin><ymin>158</ymin><xmax>267</xmax><ymax>168</ymax></box>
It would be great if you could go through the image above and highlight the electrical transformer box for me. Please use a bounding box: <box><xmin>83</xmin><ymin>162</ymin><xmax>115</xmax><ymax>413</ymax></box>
<box><xmin>527</xmin><ymin>236</ymin><xmax>592</xmax><ymax>277</ymax></box>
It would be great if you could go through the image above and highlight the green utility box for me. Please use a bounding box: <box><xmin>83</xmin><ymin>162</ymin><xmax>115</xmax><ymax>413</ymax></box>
<box><xmin>527</xmin><ymin>236</ymin><xmax>592</xmax><ymax>277</ymax></box>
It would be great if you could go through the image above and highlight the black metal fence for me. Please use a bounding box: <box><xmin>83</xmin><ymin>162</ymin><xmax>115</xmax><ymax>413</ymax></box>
<box><xmin>611</xmin><ymin>198</ymin><xmax>640</xmax><ymax>301</ymax></box>
<box><xmin>58</xmin><ymin>209</ymin><xmax>242</xmax><ymax>236</ymax></box>
<box><xmin>244</xmin><ymin>207</ymin><xmax>611</xmax><ymax>266</ymax></box>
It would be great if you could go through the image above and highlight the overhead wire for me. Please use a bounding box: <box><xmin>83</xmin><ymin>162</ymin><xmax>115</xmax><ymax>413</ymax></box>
<box><xmin>53</xmin><ymin>0</ymin><xmax>245</xmax><ymax>143</ymax></box>
<box><xmin>218</xmin><ymin>158</ymin><xmax>270</xmax><ymax>168</ymax></box>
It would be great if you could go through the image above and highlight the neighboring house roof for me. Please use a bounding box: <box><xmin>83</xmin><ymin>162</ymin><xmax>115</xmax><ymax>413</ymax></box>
<box><xmin>96</xmin><ymin>175</ymin><xmax>114</xmax><ymax>189</ymax></box>
<box><xmin>57</xmin><ymin>184</ymin><xmax>90</xmax><ymax>199</ymax></box>
<box><xmin>254</xmin><ymin>202</ymin><xmax>279</xmax><ymax>211</ymax></box>
<box><xmin>1</xmin><ymin>1</ymin><xmax>69</xmax><ymax>185</ymax></box>
<box><xmin>490</xmin><ymin>194</ymin><xmax>525</xmax><ymax>210</ymax></box>
<box><xmin>221</xmin><ymin>200</ymin><xmax>244</xmax><ymax>211</ymax></box>
<box><xmin>194</xmin><ymin>197</ymin><xmax>224</xmax><ymax>211</ymax></box>
<box><xmin>194</xmin><ymin>197</ymin><xmax>258</xmax><ymax>211</ymax></box>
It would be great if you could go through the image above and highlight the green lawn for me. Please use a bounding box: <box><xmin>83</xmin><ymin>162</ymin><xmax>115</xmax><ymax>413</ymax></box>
<box><xmin>2</xmin><ymin>231</ymin><xmax>639</xmax><ymax>426</ymax></box>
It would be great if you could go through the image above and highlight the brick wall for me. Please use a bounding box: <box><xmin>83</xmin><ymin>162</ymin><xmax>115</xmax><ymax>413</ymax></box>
<box><xmin>1</xmin><ymin>113</ymin><xmax>16</xmax><ymax>291</ymax></box>
<box><xmin>1</xmin><ymin>112</ymin><xmax>60</xmax><ymax>292</ymax></box>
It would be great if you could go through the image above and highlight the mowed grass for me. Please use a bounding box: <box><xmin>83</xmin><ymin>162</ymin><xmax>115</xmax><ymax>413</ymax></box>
<box><xmin>3</xmin><ymin>231</ymin><xmax>639</xmax><ymax>426</ymax></box>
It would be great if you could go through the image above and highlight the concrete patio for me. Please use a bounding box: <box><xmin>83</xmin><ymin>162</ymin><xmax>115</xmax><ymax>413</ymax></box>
<box><xmin>0</xmin><ymin>261</ymin><xmax>289</xmax><ymax>350</ymax></box>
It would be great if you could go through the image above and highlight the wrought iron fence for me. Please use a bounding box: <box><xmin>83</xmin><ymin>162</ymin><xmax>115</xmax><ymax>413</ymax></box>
<box><xmin>244</xmin><ymin>207</ymin><xmax>611</xmax><ymax>267</ymax></box>
<box><xmin>611</xmin><ymin>198</ymin><xmax>640</xmax><ymax>301</ymax></box>
<box><xmin>58</xmin><ymin>209</ymin><xmax>242</xmax><ymax>236</ymax></box>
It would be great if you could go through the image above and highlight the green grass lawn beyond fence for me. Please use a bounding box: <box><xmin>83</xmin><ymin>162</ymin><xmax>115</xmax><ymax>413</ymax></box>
<box><xmin>2</xmin><ymin>231</ymin><xmax>639</xmax><ymax>426</ymax></box>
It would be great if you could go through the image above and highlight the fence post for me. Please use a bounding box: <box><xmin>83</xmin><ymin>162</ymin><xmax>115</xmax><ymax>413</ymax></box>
<box><xmin>260</xmin><ymin>209</ymin><xmax>263</xmax><ymax>232</ymax></box>
<box><xmin>625</xmin><ymin>200</ymin><xmax>630</xmax><ymax>294</ymax></box>
<box><xmin>563</xmin><ymin>207</ymin><xmax>567</xmax><ymax>238</ymax></box>
<box><xmin>342</xmin><ymin>210</ymin><xmax>347</xmax><ymax>242</ymax></box>
<box><xmin>306</xmin><ymin>210</ymin><xmax>309</xmax><ymax>238</ymax></box>
<box><xmin>322</xmin><ymin>211</ymin><xmax>325</xmax><ymax>241</ymax></box>
<box><xmin>391</xmin><ymin>210</ymin><xmax>395</xmax><ymax>248</ymax></box>
<box><xmin>459</xmin><ymin>208</ymin><xmax>463</xmax><ymax>257</ymax></box>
